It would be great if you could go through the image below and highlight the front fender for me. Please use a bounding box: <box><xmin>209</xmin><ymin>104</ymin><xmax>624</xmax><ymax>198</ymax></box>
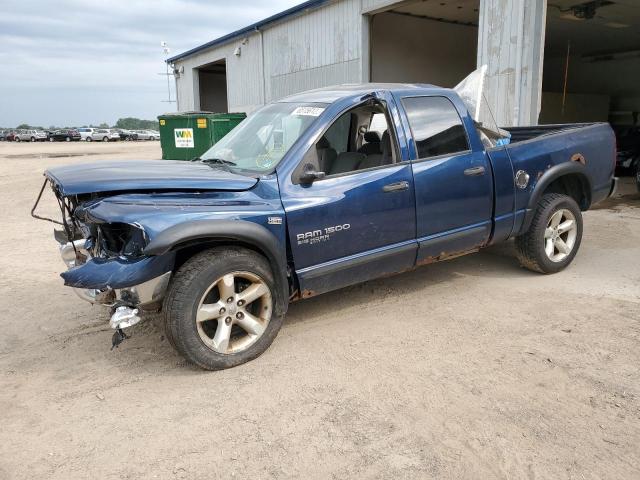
<box><xmin>144</xmin><ymin>220</ymin><xmax>289</xmax><ymax>315</ymax></box>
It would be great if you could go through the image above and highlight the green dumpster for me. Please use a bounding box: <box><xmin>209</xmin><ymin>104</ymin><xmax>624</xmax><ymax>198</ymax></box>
<box><xmin>158</xmin><ymin>112</ymin><xmax>246</xmax><ymax>160</ymax></box>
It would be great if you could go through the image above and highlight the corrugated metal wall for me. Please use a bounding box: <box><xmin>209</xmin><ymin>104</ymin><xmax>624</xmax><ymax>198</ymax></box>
<box><xmin>173</xmin><ymin>0</ymin><xmax>547</xmax><ymax>126</ymax></box>
<box><xmin>263</xmin><ymin>0</ymin><xmax>363</xmax><ymax>102</ymax></box>
<box><xmin>174</xmin><ymin>0</ymin><xmax>367</xmax><ymax>114</ymax></box>
<box><xmin>174</xmin><ymin>37</ymin><xmax>265</xmax><ymax>114</ymax></box>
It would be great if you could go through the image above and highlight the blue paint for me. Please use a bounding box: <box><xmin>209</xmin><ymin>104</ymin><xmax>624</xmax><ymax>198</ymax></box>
<box><xmin>61</xmin><ymin>253</ymin><xmax>175</xmax><ymax>290</ymax></box>
<box><xmin>45</xmin><ymin>84</ymin><xmax>616</xmax><ymax>299</ymax></box>
<box><xmin>45</xmin><ymin>160</ymin><xmax>257</xmax><ymax>195</ymax></box>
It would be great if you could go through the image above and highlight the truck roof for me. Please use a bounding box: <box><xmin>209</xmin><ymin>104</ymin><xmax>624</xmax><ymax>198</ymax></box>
<box><xmin>279</xmin><ymin>83</ymin><xmax>449</xmax><ymax>104</ymax></box>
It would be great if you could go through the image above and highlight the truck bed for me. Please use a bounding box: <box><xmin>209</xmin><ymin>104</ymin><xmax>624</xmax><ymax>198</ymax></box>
<box><xmin>504</xmin><ymin>123</ymin><xmax>599</xmax><ymax>144</ymax></box>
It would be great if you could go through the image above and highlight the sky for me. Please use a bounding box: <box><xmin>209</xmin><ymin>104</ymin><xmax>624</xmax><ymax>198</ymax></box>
<box><xmin>0</xmin><ymin>0</ymin><xmax>301</xmax><ymax>128</ymax></box>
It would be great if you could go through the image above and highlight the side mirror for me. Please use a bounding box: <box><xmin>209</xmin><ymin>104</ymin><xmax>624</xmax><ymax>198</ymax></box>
<box><xmin>299</xmin><ymin>167</ymin><xmax>326</xmax><ymax>185</ymax></box>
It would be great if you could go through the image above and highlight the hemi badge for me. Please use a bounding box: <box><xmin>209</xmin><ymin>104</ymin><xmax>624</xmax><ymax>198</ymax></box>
<box><xmin>268</xmin><ymin>217</ymin><xmax>283</xmax><ymax>225</ymax></box>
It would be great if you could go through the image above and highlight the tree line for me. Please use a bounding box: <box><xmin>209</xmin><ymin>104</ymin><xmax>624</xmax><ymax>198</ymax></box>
<box><xmin>3</xmin><ymin>118</ymin><xmax>160</xmax><ymax>131</ymax></box>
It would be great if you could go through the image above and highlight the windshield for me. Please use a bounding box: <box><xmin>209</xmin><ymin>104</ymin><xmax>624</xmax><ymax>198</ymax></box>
<box><xmin>200</xmin><ymin>102</ymin><xmax>327</xmax><ymax>173</ymax></box>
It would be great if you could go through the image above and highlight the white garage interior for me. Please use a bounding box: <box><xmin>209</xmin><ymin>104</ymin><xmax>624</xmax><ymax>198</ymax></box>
<box><xmin>197</xmin><ymin>59</ymin><xmax>228</xmax><ymax>113</ymax></box>
<box><xmin>541</xmin><ymin>0</ymin><xmax>640</xmax><ymax>126</ymax></box>
<box><xmin>369</xmin><ymin>0</ymin><xmax>479</xmax><ymax>88</ymax></box>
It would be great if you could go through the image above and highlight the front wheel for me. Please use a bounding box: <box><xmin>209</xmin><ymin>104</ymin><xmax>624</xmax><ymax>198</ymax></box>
<box><xmin>65</xmin><ymin>136</ymin><xmax>71</xmax><ymax>142</ymax></box>
<box><xmin>516</xmin><ymin>193</ymin><xmax>583</xmax><ymax>274</ymax></box>
<box><xmin>86</xmin><ymin>136</ymin><xmax>92</xmax><ymax>142</ymax></box>
<box><xmin>163</xmin><ymin>247</ymin><xmax>283</xmax><ymax>370</ymax></box>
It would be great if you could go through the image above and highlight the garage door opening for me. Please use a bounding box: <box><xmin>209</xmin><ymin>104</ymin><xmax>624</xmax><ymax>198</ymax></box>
<box><xmin>369</xmin><ymin>0</ymin><xmax>479</xmax><ymax>88</ymax></box>
<box><xmin>541</xmin><ymin>0</ymin><xmax>640</xmax><ymax>127</ymax></box>
<box><xmin>198</xmin><ymin>59</ymin><xmax>228</xmax><ymax>113</ymax></box>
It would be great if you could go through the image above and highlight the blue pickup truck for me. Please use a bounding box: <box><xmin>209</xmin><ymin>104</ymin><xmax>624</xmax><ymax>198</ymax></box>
<box><xmin>35</xmin><ymin>83</ymin><xmax>617</xmax><ymax>370</ymax></box>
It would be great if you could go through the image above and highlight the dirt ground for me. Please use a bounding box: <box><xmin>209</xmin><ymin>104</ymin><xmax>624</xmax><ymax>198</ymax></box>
<box><xmin>0</xmin><ymin>140</ymin><xmax>638</xmax><ymax>479</ymax></box>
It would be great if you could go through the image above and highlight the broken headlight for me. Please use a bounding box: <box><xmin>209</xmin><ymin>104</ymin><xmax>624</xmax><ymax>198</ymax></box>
<box><xmin>96</xmin><ymin>223</ymin><xmax>148</xmax><ymax>258</ymax></box>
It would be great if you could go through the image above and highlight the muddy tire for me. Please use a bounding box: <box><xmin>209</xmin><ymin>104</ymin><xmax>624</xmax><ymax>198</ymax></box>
<box><xmin>516</xmin><ymin>193</ymin><xmax>583</xmax><ymax>274</ymax></box>
<box><xmin>163</xmin><ymin>247</ymin><xmax>283</xmax><ymax>370</ymax></box>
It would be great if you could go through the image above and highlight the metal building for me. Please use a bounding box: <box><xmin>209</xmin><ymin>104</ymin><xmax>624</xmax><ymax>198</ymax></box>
<box><xmin>168</xmin><ymin>0</ymin><xmax>640</xmax><ymax>128</ymax></box>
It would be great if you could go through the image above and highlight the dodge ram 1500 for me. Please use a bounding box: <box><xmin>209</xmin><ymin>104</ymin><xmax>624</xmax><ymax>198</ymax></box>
<box><xmin>34</xmin><ymin>79</ymin><xmax>617</xmax><ymax>370</ymax></box>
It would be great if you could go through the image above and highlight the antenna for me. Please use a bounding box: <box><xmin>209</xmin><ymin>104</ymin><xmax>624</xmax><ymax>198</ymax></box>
<box><xmin>159</xmin><ymin>41</ymin><xmax>176</xmax><ymax>104</ymax></box>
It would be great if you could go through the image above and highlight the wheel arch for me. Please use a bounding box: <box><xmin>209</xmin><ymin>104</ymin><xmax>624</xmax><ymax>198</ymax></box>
<box><xmin>520</xmin><ymin>162</ymin><xmax>591</xmax><ymax>234</ymax></box>
<box><xmin>145</xmin><ymin>220</ymin><xmax>290</xmax><ymax>315</ymax></box>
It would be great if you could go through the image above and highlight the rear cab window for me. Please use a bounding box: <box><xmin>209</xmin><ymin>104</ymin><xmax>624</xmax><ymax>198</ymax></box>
<box><xmin>401</xmin><ymin>96</ymin><xmax>470</xmax><ymax>160</ymax></box>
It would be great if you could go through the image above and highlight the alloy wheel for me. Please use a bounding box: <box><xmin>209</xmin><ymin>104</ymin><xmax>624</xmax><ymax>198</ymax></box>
<box><xmin>195</xmin><ymin>271</ymin><xmax>272</xmax><ymax>354</ymax></box>
<box><xmin>544</xmin><ymin>208</ymin><xmax>578</xmax><ymax>262</ymax></box>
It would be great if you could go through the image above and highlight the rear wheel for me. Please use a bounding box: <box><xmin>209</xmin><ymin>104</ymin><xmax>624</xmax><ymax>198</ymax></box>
<box><xmin>14</xmin><ymin>137</ymin><xmax>20</xmax><ymax>142</ymax></box>
<box><xmin>163</xmin><ymin>247</ymin><xmax>283</xmax><ymax>370</ymax></box>
<box><xmin>102</xmin><ymin>136</ymin><xmax>108</xmax><ymax>142</ymax></box>
<box><xmin>86</xmin><ymin>136</ymin><xmax>92</xmax><ymax>142</ymax></box>
<box><xmin>516</xmin><ymin>193</ymin><xmax>583</xmax><ymax>274</ymax></box>
<box><xmin>30</xmin><ymin>136</ymin><xmax>35</xmax><ymax>142</ymax></box>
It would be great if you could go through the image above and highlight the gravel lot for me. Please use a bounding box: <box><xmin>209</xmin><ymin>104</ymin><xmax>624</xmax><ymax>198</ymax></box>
<box><xmin>0</xmin><ymin>141</ymin><xmax>639</xmax><ymax>479</ymax></box>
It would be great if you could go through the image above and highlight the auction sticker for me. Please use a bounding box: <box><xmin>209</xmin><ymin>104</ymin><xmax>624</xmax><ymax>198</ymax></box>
<box><xmin>174</xmin><ymin>128</ymin><xmax>194</xmax><ymax>148</ymax></box>
<box><xmin>292</xmin><ymin>106</ymin><xmax>324</xmax><ymax>117</ymax></box>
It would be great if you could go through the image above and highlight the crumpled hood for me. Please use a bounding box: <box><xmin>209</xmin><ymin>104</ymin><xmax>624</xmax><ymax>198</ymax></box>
<box><xmin>45</xmin><ymin>160</ymin><xmax>258</xmax><ymax>196</ymax></box>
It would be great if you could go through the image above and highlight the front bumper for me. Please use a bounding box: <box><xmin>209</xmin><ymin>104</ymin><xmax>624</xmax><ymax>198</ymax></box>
<box><xmin>71</xmin><ymin>270</ymin><xmax>172</xmax><ymax>309</ymax></box>
<box><xmin>58</xmin><ymin>240</ymin><xmax>175</xmax><ymax>309</ymax></box>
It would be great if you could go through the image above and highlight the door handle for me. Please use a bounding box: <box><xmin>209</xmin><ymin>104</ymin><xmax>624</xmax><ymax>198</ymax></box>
<box><xmin>464</xmin><ymin>166</ymin><xmax>486</xmax><ymax>176</ymax></box>
<box><xmin>382</xmin><ymin>181</ymin><xmax>410</xmax><ymax>193</ymax></box>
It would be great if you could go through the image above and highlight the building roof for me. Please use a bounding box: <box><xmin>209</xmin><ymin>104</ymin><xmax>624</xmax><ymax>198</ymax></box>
<box><xmin>167</xmin><ymin>0</ymin><xmax>329</xmax><ymax>63</ymax></box>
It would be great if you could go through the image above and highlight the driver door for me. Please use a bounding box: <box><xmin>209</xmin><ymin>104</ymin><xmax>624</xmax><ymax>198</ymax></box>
<box><xmin>279</xmin><ymin>95</ymin><xmax>417</xmax><ymax>297</ymax></box>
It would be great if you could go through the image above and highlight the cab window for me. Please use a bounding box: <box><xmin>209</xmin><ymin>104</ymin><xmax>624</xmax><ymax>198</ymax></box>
<box><xmin>299</xmin><ymin>101</ymin><xmax>398</xmax><ymax>180</ymax></box>
<box><xmin>402</xmin><ymin>96</ymin><xmax>469</xmax><ymax>159</ymax></box>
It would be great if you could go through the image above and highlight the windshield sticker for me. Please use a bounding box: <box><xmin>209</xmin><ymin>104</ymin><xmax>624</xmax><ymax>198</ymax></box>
<box><xmin>292</xmin><ymin>106</ymin><xmax>325</xmax><ymax>117</ymax></box>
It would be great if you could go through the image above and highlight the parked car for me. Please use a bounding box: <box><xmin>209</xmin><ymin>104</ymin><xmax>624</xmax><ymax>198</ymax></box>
<box><xmin>134</xmin><ymin>130</ymin><xmax>158</xmax><ymax>141</ymax></box>
<box><xmin>0</xmin><ymin>131</ymin><xmax>5</xmax><ymax>141</ymax></box>
<box><xmin>77</xmin><ymin>128</ymin><xmax>95</xmax><ymax>141</ymax></box>
<box><xmin>113</xmin><ymin>129</ymin><xmax>138</xmax><ymax>141</ymax></box>
<box><xmin>36</xmin><ymin>81</ymin><xmax>617</xmax><ymax>370</ymax></box>
<box><xmin>87</xmin><ymin>129</ymin><xmax>119</xmax><ymax>142</ymax></box>
<box><xmin>5</xmin><ymin>131</ymin><xmax>17</xmax><ymax>142</ymax></box>
<box><xmin>48</xmin><ymin>129</ymin><xmax>82</xmax><ymax>142</ymax></box>
<box><xmin>14</xmin><ymin>129</ymin><xmax>47</xmax><ymax>142</ymax></box>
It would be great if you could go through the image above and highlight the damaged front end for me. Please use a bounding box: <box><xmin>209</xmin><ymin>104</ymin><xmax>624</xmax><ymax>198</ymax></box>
<box><xmin>32</xmin><ymin>178</ymin><xmax>175</xmax><ymax>331</ymax></box>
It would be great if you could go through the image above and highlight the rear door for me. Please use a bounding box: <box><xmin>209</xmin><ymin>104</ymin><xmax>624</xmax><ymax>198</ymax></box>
<box><xmin>397</xmin><ymin>95</ymin><xmax>494</xmax><ymax>261</ymax></box>
<box><xmin>280</xmin><ymin>94</ymin><xmax>417</xmax><ymax>296</ymax></box>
